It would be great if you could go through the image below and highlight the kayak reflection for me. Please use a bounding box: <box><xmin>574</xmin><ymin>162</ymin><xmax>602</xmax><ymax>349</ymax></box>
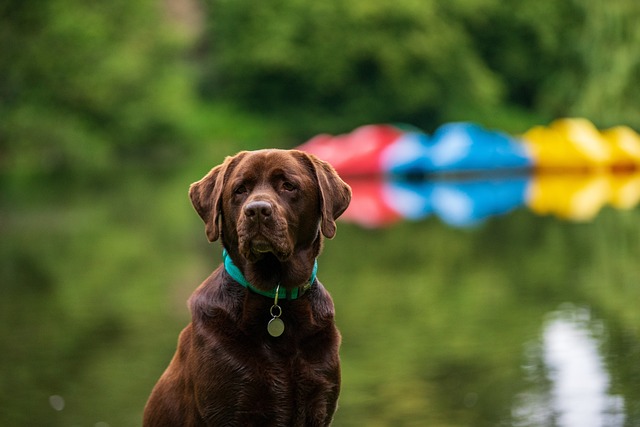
<box><xmin>341</xmin><ymin>172</ymin><xmax>640</xmax><ymax>228</ymax></box>
<box><xmin>298</xmin><ymin>119</ymin><xmax>640</xmax><ymax>227</ymax></box>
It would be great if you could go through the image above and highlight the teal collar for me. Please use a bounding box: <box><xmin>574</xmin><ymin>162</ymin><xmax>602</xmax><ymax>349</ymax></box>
<box><xmin>222</xmin><ymin>249</ymin><xmax>317</xmax><ymax>300</ymax></box>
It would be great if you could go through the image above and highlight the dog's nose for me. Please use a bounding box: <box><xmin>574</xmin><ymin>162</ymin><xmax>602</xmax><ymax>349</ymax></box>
<box><xmin>244</xmin><ymin>200</ymin><xmax>272</xmax><ymax>220</ymax></box>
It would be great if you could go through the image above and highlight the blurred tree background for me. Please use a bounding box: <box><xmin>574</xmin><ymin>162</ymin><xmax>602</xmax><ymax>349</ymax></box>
<box><xmin>2</xmin><ymin>1</ymin><xmax>640</xmax><ymax>425</ymax></box>
<box><xmin>2</xmin><ymin>0</ymin><xmax>640</xmax><ymax>182</ymax></box>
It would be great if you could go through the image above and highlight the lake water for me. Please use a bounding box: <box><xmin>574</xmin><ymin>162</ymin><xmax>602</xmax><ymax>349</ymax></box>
<box><xmin>1</xmin><ymin>168</ymin><xmax>639</xmax><ymax>426</ymax></box>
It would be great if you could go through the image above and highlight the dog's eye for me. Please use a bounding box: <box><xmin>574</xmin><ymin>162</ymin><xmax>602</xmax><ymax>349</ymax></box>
<box><xmin>234</xmin><ymin>185</ymin><xmax>248</xmax><ymax>195</ymax></box>
<box><xmin>282</xmin><ymin>181</ymin><xmax>296</xmax><ymax>192</ymax></box>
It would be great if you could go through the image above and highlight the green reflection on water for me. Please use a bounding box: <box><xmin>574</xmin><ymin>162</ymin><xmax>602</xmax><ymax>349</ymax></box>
<box><xmin>1</xmin><ymin>171</ymin><xmax>639</xmax><ymax>426</ymax></box>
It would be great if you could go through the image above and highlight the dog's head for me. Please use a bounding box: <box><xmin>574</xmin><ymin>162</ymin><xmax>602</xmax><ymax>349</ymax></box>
<box><xmin>189</xmin><ymin>149</ymin><xmax>351</xmax><ymax>290</ymax></box>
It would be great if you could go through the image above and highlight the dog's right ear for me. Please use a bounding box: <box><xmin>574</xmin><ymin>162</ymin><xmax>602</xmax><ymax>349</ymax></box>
<box><xmin>189</xmin><ymin>164</ymin><xmax>225</xmax><ymax>242</ymax></box>
<box><xmin>189</xmin><ymin>154</ymin><xmax>244</xmax><ymax>242</ymax></box>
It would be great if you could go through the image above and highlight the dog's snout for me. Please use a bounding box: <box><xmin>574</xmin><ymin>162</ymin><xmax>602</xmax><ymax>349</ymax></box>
<box><xmin>244</xmin><ymin>200</ymin><xmax>273</xmax><ymax>219</ymax></box>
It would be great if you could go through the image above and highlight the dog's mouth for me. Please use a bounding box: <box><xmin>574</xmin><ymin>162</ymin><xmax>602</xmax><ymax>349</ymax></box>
<box><xmin>237</xmin><ymin>215</ymin><xmax>293</xmax><ymax>262</ymax></box>
<box><xmin>251</xmin><ymin>239</ymin><xmax>275</xmax><ymax>255</ymax></box>
<box><xmin>244</xmin><ymin>236</ymin><xmax>291</xmax><ymax>262</ymax></box>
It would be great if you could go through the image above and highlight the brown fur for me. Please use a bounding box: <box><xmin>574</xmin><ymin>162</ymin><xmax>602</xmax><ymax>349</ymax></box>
<box><xmin>143</xmin><ymin>149</ymin><xmax>351</xmax><ymax>426</ymax></box>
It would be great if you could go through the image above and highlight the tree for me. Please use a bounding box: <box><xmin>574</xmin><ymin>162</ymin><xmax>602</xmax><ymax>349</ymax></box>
<box><xmin>203</xmin><ymin>0</ymin><xmax>504</xmax><ymax>134</ymax></box>
<box><xmin>0</xmin><ymin>0</ymin><xmax>196</xmax><ymax>180</ymax></box>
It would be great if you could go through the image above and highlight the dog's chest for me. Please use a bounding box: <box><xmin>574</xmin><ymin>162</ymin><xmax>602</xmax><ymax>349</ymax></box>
<box><xmin>201</xmin><ymin>336</ymin><xmax>339</xmax><ymax>426</ymax></box>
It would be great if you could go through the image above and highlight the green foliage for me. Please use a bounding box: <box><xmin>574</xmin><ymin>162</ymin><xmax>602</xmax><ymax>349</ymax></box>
<box><xmin>3</xmin><ymin>0</ymin><xmax>640</xmax><ymax>182</ymax></box>
<box><xmin>0</xmin><ymin>0</ymin><xmax>197</xmax><ymax>180</ymax></box>
<box><xmin>203</xmin><ymin>0</ymin><xmax>640</xmax><ymax>135</ymax></box>
<box><xmin>205</xmin><ymin>0</ymin><xmax>505</xmax><ymax>134</ymax></box>
<box><xmin>538</xmin><ymin>0</ymin><xmax>640</xmax><ymax>129</ymax></box>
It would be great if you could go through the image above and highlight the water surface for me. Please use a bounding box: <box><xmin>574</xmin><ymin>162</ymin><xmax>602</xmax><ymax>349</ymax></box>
<box><xmin>1</xmin><ymin>168</ymin><xmax>638</xmax><ymax>426</ymax></box>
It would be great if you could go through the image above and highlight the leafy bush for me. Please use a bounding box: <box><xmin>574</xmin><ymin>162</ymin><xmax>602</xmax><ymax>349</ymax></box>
<box><xmin>0</xmin><ymin>0</ymin><xmax>196</xmax><ymax>181</ymax></box>
<box><xmin>203</xmin><ymin>0</ymin><xmax>640</xmax><ymax>135</ymax></box>
<box><xmin>2</xmin><ymin>0</ymin><xmax>639</xmax><ymax>183</ymax></box>
<box><xmin>205</xmin><ymin>0</ymin><xmax>505</xmax><ymax>134</ymax></box>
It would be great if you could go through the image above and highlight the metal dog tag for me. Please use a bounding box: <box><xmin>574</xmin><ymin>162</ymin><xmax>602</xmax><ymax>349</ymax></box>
<box><xmin>267</xmin><ymin>317</ymin><xmax>285</xmax><ymax>337</ymax></box>
<box><xmin>268</xmin><ymin>286</ymin><xmax>285</xmax><ymax>337</ymax></box>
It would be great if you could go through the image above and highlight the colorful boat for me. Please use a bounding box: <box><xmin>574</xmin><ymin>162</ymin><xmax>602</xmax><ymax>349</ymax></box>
<box><xmin>298</xmin><ymin>118</ymin><xmax>640</xmax><ymax>227</ymax></box>
<box><xmin>299</xmin><ymin>118</ymin><xmax>640</xmax><ymax>176</ymax></box>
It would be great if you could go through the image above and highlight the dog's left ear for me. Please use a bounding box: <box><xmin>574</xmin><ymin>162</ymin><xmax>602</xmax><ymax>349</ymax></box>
<box><xmin>299</xmin><ymin>151</ymin><xmax>352</xmax><ymax>239</ymax></box>
<box><xmin>189</xmin><ymin>153</ymin><xmax>245</xmax><ymax>242</ymax></box>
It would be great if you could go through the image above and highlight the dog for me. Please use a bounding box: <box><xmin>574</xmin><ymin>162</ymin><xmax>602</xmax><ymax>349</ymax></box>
<box><xmin>143</xmin><ymin>149</ymin><xmax>351</xmax><ymax>426</ymax></box>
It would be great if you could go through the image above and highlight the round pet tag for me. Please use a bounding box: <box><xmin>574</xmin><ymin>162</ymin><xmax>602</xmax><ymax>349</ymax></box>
<box><xmin>267</xmin><ymin>317</ymin><xmax>285</xmax><ymax>337</ymax></box>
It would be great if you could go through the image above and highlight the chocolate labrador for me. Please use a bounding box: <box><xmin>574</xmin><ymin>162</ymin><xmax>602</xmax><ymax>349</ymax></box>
<box><xmin>143</xmin><ymin>149</ymin><xmax>351</xmax><ymax>426</ymax></box>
